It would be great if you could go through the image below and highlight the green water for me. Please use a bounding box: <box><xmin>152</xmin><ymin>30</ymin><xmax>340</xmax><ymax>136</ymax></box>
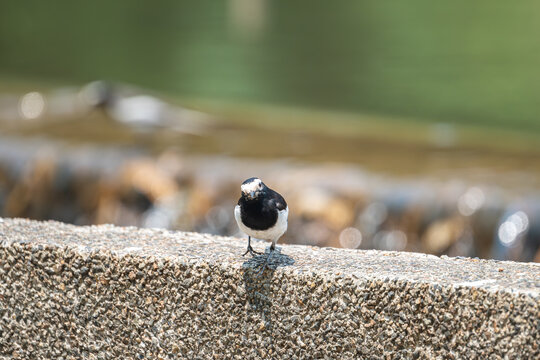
<box><xmin>1</xmin><ymin>1</ymin><xmax>540</xmax><ymax>133</ymax></box>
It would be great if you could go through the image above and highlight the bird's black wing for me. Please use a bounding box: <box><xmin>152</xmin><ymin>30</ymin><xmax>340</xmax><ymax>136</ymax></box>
<box><xmin>268</xmin><ymin>188</ymin><xmax>287</xmax><ymax>211</ymax></box>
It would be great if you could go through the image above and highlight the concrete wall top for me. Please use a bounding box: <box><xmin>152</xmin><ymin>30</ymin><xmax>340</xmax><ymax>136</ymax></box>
<box><xmin>0</xmin><ymin>218</ymin><xmax>538</xmax><ymax>359</ymax></box>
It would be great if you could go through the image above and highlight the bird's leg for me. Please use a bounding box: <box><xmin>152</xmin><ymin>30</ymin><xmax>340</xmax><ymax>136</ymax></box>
<box><xmin>268</xmin><ymin>242</ymin><xmax>276</xmax><ymax>258</ymax></box>
<box><xmin>243</xmin><ymin>236</ymin><xmax>262</xmax><ymax>257</ymax></box>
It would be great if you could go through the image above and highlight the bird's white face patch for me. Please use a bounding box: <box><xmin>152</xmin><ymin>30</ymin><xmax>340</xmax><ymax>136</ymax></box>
<box><xmin>241</xmin><ymin>178</ymin><xmax>263</xmax><ymax>195</ymax></box>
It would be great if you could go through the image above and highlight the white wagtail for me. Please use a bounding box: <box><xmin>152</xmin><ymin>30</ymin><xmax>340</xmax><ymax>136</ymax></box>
<box><xmin>234</xmin><ymin>177</ymin><xmax>288</xmax><ymax>258</ymax></box>
<box><xmin>81</xmin><ymin>81</ymin><xmax>212</xmax><ymax>134</ymax></box>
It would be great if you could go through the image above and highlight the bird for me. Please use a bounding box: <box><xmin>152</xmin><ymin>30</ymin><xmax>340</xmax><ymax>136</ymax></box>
<box><xmin>80</xmin><ymin>80</ymin><xmax>213</xmax><ymax>134</ymax></box>
<box><xmin>234</xmin><ymin>177</ymin><xmax>288</xmax><ymax>259</ymax></box>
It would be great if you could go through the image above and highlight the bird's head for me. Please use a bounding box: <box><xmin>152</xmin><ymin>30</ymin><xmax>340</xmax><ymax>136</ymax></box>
<box><xmin>241</xmin><ymin>177</ymin><xmax>266</xmax><ymax>200</ymax></box>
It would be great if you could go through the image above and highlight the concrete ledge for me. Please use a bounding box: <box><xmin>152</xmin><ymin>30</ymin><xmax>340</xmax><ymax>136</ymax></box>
<box><xmin>0</xmin><ymin>218</ymin><xmax>538</xmax><ymax>359</ymax></box>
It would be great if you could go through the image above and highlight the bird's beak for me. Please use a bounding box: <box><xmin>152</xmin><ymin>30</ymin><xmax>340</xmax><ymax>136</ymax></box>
<box><xmin>249</xmin><ymin>191</ymin><xmax>256</xmax><ymax>199</ymax></box>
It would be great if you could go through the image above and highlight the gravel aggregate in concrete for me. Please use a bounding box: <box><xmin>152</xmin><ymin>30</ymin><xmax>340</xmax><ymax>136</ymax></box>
<box><xmin>0</xmin><ymin>217</ymin><xmax>539</xmax><ymax>359</ymax></box>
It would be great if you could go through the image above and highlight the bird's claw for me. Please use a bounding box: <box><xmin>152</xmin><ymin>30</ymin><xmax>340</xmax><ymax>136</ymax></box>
<box><xmin>242</xmin><ymin>245</ymin><xmax>261</xmax><ymax>257</ymax></box>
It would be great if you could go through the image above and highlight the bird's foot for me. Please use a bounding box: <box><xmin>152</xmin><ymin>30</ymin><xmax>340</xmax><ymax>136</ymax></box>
<box><xmin>242</xmin><ymin>245</ymin><xmax>262</xmax><ymax>257</ymax></box>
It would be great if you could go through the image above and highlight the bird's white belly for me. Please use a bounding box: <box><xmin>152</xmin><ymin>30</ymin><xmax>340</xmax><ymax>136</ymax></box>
<box><xmin>234</xmin><ymin>205</ymin><xmax>288</xmax><ymax>244</ymax></box>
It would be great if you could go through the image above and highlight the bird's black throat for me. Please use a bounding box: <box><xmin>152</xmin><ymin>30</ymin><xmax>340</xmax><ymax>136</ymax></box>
<box><xmin>238</xmin><ymin>196</ymin><xmax>278</xmax><ymax>231</ymax></box>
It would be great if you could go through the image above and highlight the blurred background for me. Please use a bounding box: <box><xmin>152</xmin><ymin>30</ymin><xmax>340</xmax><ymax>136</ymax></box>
<box><xmin>0</xmin><ymin>1</ymin><xmax>539</xmax><ymax>262</ymax></box>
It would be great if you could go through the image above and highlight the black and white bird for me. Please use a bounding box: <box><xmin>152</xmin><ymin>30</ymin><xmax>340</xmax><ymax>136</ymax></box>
<box><xmin>80</xmin><ymin>81</ymin><xmax>213</xmax><ymax>134</ymax></box>
<box><xmin>234</xmin><ymin>177</ymin><xmax>288</xmax><ymax>258</ymax></box>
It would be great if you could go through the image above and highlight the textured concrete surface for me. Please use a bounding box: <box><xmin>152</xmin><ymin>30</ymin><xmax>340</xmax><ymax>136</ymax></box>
<box><xmin>0</xmin><ymin>218</ymin><xmax>538</xmax><ymax>359</ymax></box>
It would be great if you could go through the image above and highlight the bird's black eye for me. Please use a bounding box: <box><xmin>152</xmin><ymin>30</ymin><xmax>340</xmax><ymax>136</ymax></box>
<box><xmin>258</xmin><ymin>183</ymin><xmax>263</xmax><ymax>189</ymax></box>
